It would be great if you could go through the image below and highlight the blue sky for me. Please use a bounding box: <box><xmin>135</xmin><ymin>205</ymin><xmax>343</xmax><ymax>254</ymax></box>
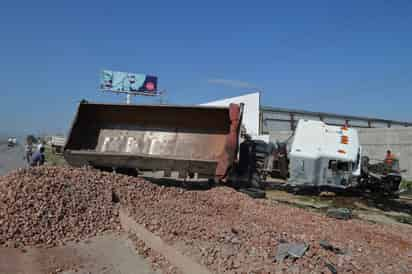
<box><xmin>1</xmin><ymin>0</ymin><xmax>412</xmax><ymax>135</ymax></box>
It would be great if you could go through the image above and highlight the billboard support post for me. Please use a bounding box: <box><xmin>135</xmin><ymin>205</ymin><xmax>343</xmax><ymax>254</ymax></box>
<box><xmin>100</xmin><ymin>89</ymin><xmax>163</xmax><ymax>104</ymax></box>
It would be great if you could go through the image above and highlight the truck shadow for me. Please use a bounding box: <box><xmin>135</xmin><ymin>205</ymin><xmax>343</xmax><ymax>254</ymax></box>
<box><xmin>141</xmin><ymin>176</ymin><xmax>215</xmax><ymax>191</ymax></box>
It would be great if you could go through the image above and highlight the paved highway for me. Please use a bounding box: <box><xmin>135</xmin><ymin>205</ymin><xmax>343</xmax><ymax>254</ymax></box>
<box><xmin>0</xmin><ymin>143</ymin><xmax>26</xmax><ymax>176</ymax></box>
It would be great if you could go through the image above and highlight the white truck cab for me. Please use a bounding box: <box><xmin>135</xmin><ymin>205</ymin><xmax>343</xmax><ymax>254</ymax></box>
<box><xmin>288</xmin><ymin>120</ymin><xmax>361</xmax><ymax>188</ymax></box>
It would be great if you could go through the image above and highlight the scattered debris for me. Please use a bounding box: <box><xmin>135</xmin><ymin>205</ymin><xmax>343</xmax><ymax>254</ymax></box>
<box><xmin>319</xmin><ymin>240</ymin><xmax>345</xmax><ymax>255</ymax></box>
<box><xmin>320</xmin><ymin>191</ymin><xmax>336</xmax><ymax>197</ymax></box>
<box><xmin>275</xmin><ymin>242</ymin><xmax>309</xmax><ymax>262</ymax></box>
<box><xmin>325</xmin><ymin>262</ymin><xmax>338</xmax><ymax>274</ymax></box>
<box><xmin>288</xmin><ymin>243</ymin><xmax>309</xmax><ymax>258</ymax></box>
<box><xmin>275</xmin><ymin>243</ymin><xmax>290</xmax><ymax>262</ymax></box>
<box><xmin>326</xmin><ymin>208</ymin><xmax>352</xmax><ymax>220</ymax></box>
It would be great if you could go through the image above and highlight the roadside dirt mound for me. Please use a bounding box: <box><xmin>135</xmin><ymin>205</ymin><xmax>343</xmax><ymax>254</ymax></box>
<box><xmin>0</xmin><ymin>167</ymin><xmax>126</xmax><ymax>247</ymax></box>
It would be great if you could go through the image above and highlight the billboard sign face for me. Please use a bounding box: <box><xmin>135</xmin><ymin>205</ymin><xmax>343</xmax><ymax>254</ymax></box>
<box><xmin>100</xmin><ymin>70</ymin><xmax>158</xmax><ymax>93</ymax></box>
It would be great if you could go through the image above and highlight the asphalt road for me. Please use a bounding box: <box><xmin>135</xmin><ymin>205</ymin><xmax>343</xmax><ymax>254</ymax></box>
<box><xmin>0</xmin><ymin>144</ymin><xmax>26</xmax><ymax>176</ymax></box>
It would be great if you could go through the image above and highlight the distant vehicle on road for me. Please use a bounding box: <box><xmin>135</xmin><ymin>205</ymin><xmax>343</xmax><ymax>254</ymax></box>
<box><xmin>7</xmin><ymin>137</ymin><xmax>17</xmax><ymax>147</ymax></box>
<box><xmin>50</xmin><ymin>136</ymin><xmax>66</xmax><ymax>154</ymax></box>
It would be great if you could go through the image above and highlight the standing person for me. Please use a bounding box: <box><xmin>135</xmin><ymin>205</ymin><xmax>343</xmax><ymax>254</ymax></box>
<box><xmin>24</xmin><ymin>142</ymin><xmax>33</xmax><ymax>165</ymax></box>
<box><xmin>384</xmin><ymin>150</ymin><xmax>397</xmax><ymax>172</ymax></box>
<box><xmin>30</xmin><ymin>146</ymin><xmax>45</xmax><ymax>167</ymax></box>
<box><xmin>384</xmin><ymin>150</ymin><xmax>395</xmax><ymax>166</ymax></box>
<box><xmin>37</xmin><ymin>141</ymin><xmax>44</xmax><ymax>152</ymax></box>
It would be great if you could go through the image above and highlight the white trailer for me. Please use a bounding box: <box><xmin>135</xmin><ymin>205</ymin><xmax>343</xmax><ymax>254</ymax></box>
<box><xmin>51</xmin><ymin>136</ymin><xmax>67</xmax><ymax>154</ymax></box>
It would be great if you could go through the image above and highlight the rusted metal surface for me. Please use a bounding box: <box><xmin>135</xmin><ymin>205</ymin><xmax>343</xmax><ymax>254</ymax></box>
<box><xmin>64</xmin><ymin>102</ymin><xmax>242</xmax><ymax>178</ymax></box>
<box><xmin>95</xmin><ymin>128</ymin><xmax>224</xmax><ymax>161</ymax></box>
<box><xmin>215</xmin><ymin>103</ymin><xmax>241</xmax><ymax>179</ymax></box>
<box><xmin>64</xmin><ymin>151</ymin><xmax>218</xmax><ymax>176</ymax></box>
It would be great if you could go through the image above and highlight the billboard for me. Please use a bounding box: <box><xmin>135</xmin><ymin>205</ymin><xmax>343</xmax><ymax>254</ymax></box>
<box><xmin>100</xmin><ymin>70</ymin><xmax>158</xmax><ymax>93</ymax></box>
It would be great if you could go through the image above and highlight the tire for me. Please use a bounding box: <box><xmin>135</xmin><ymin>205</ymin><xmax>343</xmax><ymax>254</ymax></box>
<box><xmin>361</xmin><ymin>156</ymin><xmax>369</xmax><ymax>175</ymax></box>
<box><xmin>207</xmin><ymin>178</ymin><xmax>217</xmax><ymax>188</ymax></box>
<box><xmin>249</xmin><ymin>172</ymin><xmax>265</xmax><ymax>189</ymax></box>
<box><xmin>114</xmin><ymin>167</ymin><xmax>138</xmax><ymax>177</ymax></box>
<box><xmin>239</xmin><ymin>188</ymin><xmax>266</xmax><ymax>199</ymax></box>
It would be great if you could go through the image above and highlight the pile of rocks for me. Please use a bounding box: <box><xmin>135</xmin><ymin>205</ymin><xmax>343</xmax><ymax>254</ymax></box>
<box><xmin>1</xmin><ymin>166</ymin><xmax>412</xmax><ymax>273</ymax></box>
<box><xmin>0</xmin><ymin>167</ymin><xmax>124</xmax><ymax>247</ymax></box>
<box><xmin>121</xmin><ymin>183</ymin><xmax>412</xmax><ymax>273</ymax></box>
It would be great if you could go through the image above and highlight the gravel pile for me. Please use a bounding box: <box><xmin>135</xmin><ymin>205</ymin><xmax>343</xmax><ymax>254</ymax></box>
<box><xmin>1</xmin><ymin>166</ymin><xmax>412</xmax><ymax>273</ymax></box>
<box><xmin>0</xmin><ymin>167</ymin><xmax>124</xmax><ymax>247</ymax></box>
<box><xmin>121</xmin><ymin>182</ymin><xmax>412</xmax><ymax>274</ymax></box>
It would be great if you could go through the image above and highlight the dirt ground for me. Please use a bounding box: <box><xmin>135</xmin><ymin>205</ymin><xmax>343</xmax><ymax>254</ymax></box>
<box><xmin>265</xmin><ymin>181</ymin><xmax>412</xmax><ymax>227</ymax></box>
<box><xmin>0</xmin><ymin>232</ymin><xmax>157</xmax><ymax>274</ymax></box>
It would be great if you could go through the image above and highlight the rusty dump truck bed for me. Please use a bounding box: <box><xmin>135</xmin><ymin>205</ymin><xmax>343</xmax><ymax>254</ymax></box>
<box><xmin>64</xmin><ymin>102</ymin><xmax>242</xmax><ymax>179</ymax></box>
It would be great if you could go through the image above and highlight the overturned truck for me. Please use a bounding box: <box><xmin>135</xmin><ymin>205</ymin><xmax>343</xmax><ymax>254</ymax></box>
<box><xmin>276</xmin><ymin>119</ymin><xmax>403</xmax><ymax>194</ymax></box>
<box><xmin>64</xmin><ymin>102</ymin><xmax>402</xmax><ymax>194</ymax></box>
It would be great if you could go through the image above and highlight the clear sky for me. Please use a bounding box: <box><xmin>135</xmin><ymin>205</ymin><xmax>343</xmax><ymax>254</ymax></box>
<box><xmin>1</xmin><ymin>0</ymin><xmax>412</xmax><ymax>135</ymax></box>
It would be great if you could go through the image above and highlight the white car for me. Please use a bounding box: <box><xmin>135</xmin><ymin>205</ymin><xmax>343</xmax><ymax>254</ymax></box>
<box><xmin>7</xmin><ymin>137</ymin><xmax>17</xmax><ymax>147</ymax></box>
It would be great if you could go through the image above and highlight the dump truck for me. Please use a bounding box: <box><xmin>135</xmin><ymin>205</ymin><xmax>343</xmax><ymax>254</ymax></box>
<box><xmin>64</xmin><ymin>102</ymin><xmax>402</xmax><ymax>194</ymax></box>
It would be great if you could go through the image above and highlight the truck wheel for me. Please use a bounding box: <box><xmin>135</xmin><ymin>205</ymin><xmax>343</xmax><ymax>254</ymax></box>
<box><xmin>249</xmin><ymin>172</ymin><xmax>265</xmax><ymax>189</ymax></box>
<box><xmin>207</xmin><ymin>178</ymin><xmax>217</xmax><ymax>188</ymax></box>
<box><xmin>361</xmin><ymin>156</ymin><xmax>369</xmax><ymax>175</ymax></box>
<box><xmin>239</xmin><ymin>188</ymin><xmax>266</xmax><ymax>199</ymax></box>
<box><xmin>115</xmin><ymin>167</ymin><xmax>138</xmax><ymax>177</ymax></box>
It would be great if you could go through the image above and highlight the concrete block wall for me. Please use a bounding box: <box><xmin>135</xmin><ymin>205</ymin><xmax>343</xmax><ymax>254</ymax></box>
<box><xmin>357</xmin><ymin>128</ymin><xmax>412</xmax><ymax>180</ymax></box>
<box><xmin>269</xmin><ymin>128</ymin><xmax>412</xmax><ymax>180</ymax></box>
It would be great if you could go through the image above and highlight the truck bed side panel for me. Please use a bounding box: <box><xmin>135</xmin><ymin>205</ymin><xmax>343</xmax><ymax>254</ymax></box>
<box><xmin>64</xmin><ymin>103</ymin><xmax>241</xmax><ymax>178</ymax></box>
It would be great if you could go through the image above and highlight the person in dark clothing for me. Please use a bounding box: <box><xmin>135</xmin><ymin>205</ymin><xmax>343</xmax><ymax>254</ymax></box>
<box><xmin>24</xmin><ymin>142</ymin><xmax>33</xmax><ymax>165</ymax></box>
<box><xmin>30</xmin><ymin>147</ymin><xmax>45</xmax><ymax>167</ymax></box>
